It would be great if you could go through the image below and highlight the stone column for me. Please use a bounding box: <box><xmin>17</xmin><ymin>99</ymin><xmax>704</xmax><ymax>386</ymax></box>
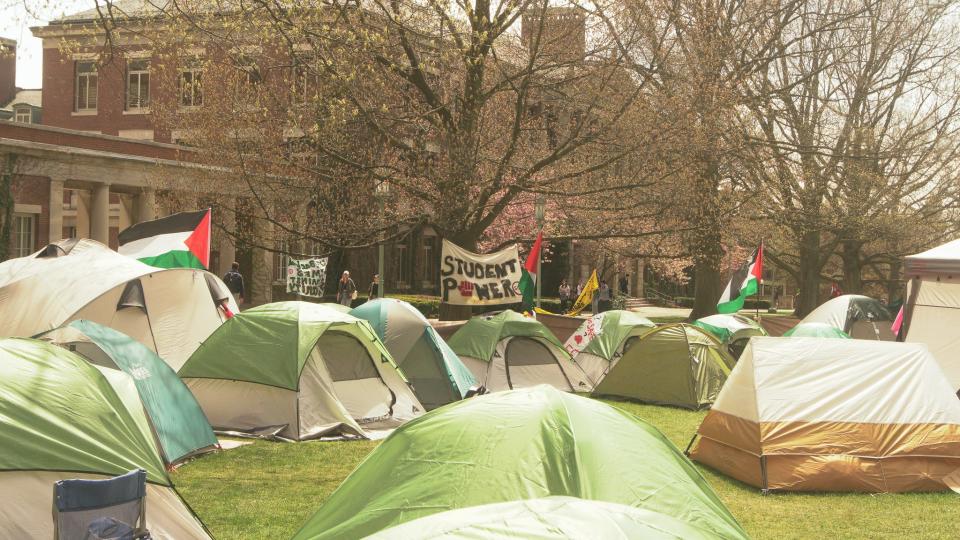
<box><xmin>136</xmin><ymin>187</ymin><xmax>156</xmax><ymax>223</ymax></box>
<box><xmin>250</xmin><ymin>211</ymin><xmax>274</xmax><ymax>306</ymax></box>
<box><xmin>90</xmin><ymin>183</ymin><xmax>111</xmax><ymax>244</ymax></box>
<box><xmin>218</xmin><ymin>202</ymin><xmax>237</xmax><ymax>276</ymax></box>
<box><xmin>48</xmin><ymin>178</ymin><xmax>64</xmax><ymax>243</ymax></box>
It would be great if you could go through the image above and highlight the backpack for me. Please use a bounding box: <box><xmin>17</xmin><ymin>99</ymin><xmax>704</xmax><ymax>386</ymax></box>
<box><xmin>223</xmin><ymin>271</ymin><xmax>243</xmax><ymax>293</ymax></box>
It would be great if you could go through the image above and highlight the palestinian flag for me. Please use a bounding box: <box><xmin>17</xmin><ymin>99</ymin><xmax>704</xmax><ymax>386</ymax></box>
<box><xmin>717</xmin><ymin>243</ymin><xmax>763</xmax><ymax>314</ymax></box>
<box><xmin>519</xmin><ymin>231</ymin><xmax>543</xmax><ymax>310</ymax></box>
<box><xmin>118</xmin><ymin>209</ymin><xmax>211</xmax><ymax>269</ymax></box>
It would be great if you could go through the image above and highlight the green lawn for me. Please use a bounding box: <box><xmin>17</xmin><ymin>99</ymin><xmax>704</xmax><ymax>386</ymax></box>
<box><xmin>174</xmin><ymin>400</ymin><xmax>960</xmax><ymax>539</ymax></box>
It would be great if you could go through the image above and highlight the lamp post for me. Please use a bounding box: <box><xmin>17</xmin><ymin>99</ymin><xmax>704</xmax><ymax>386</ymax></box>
<box><xmin>376</xmin><ymin>181</ymin><xmax>391</xmax><ymax>299</ymax></box>
<box><xmin>535</xmin><ymin>195</ymin><xmax>546</xmax><ymax>308</ymax></box>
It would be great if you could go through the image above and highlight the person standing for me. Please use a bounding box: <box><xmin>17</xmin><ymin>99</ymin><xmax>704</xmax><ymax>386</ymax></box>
<box><xmin>368</xmin><ymin>274</ymin><xmax>380</xmax><ymax>301</ymax></box>
<box><xmin>598</xmin><ymin>280</ymin><xmax>611</xmax><ymax>313</ymax></box>
<box><xmin>558</xmin><ymin>279</ymin><xmax>572</xmax><ymax>312</ymax></box>
<box><xmin>619</xmin><ymin>274</ymin><xmax>629</xmax><ymax>296</ymax></box>
<box><xmin>337</xmin><ymin>271</ymin><xmax>357</xmax><ymax>307</ymax></box>
<box><xmin>576</xmin><ymin>279</ymin><xmax>585</xmax><ymax>297</ymax></box>
<box><xmin>223</xmin><ymin>262</ymin><xmax>245</xmax><ymax>305</ymax></box>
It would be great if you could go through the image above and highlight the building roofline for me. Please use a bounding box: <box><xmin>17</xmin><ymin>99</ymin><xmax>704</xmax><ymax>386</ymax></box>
<box><xmin>1</xmin><ymin>121</ymin><xmax>191</xmax><ymax>152</ymax></box>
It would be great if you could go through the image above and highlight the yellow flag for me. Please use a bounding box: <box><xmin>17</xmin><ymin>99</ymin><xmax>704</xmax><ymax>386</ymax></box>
<box><xmin>567</xmin><ymin>270</ymin><xmax>599</xmax><ymax>316</ymax></box>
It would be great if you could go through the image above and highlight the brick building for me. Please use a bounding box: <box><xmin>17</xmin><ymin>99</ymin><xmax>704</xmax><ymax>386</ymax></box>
<box><xmin>10</xmin><ymin>2</ymin><xmax>634</xmax><ymax>306</ymax></box>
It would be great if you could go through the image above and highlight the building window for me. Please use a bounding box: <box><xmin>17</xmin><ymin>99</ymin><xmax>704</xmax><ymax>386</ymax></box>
<box><xmin>421</xmin><ymin>235</ymin><xmax>437</xmax><ymax>287</ymax></box>
<box><xmin>235</xmin><ymin>55</ymin><xmax>261</xmax><ymax>86</ymax></box>
<box><xmin>395</xmin><ymin>242</ymin><xmax>409</xmax><ymax>288</ymax></box>
<box><xmin>64</xmin><ymin>226</ymin><xmax>77</xmax><ymax>239</ymax></box>
<box><xmin>273</xmin><ymin>238</ymin><xmax>289</xmax><ymax>282</ymax></box>
<box><xmin>179</xmin><ymin>60</ymin><xmax>203</xmax><ymax>107</ymax></box>
<box><xmin>11</xmin><ymin>214</ymin><xmax>34</xmax><ymax>258</ymax></box>
<box><xmin>293</xmin><ymin>54</ymin><xmax>318</xmax><ymax>103</ymax></box>
<box><xmin>126</xmin><ymin>59</ymin><xmax>151</xmax><ymax>110</ymax></box>
<box><xmin>13</xmin><ymin>107</ymin><xmax>31</xmax><ymax>123</ymax></box>
<box><xmin>75</xmin><ymin>60</ymin><xmax>98</xmax><ymax>111</ymax></box>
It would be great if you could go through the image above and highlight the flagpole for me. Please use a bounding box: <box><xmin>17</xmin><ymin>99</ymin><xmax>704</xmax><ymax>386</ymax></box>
<box><xmin>756</xmin><ymin>239</ymin><xmax>764</xmax><ymax>321</ymax></box>
<box><xmin>535</xmin><ymin>196</ymin><xmax>545</xmax><ymax>310</ymax></box>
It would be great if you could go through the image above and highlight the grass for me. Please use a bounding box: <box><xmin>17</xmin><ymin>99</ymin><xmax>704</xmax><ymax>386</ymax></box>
<box><xmin>173</xmin><ymin>399</ymin><xmax>960</xmax><ymax>539</ymax></box>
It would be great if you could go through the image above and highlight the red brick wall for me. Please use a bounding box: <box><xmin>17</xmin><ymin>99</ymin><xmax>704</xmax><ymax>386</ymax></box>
<box><xmin>8</xmin><ymin>174</ymin><xmax>52</xmax><ymax>253</ymax></box>
<box><xmin>0</xmin><ymin>122</ymin><xmax>193</xmax><ymax>161</ymax></box>
<box><xmin>0</xmin><ymin>43</ymin><xmax>15</xmax><ymax>107</ymax></box>
<box><xmin>42</xmin><ymin>47</ymin><xmax>160</xmax><ymax>138</ymax></box>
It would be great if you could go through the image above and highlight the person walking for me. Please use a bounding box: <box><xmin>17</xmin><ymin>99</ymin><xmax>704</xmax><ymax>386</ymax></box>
<box><xmin>223</xmin><ymin>262</ymin><xmax>245</xmax><ymax>305</ymax></box>
<box><xmin>368</xmin><ymin>274</ymin><xmax>380</xmax><ymax>301</ymax></box>
<box><xmin>558</xmin><ymin>279</ymin><xmax>572</xmax><ymax>312</ymax></box>
<box><xmin>576</xmin><ymin>279</ymin><xmax>585</xmax><ymax>297</ymax></box>
<box><xmin>337</xmin><ymin>271</ymin><xmax>357</xmax><ymax>307</ymax></box>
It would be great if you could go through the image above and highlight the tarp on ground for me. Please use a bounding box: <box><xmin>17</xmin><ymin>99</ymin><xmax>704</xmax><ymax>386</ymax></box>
<box><xmin>690</xmin><ymin>337</ymin><xmax>960</xmax><ymax>492</ymax></box>
<box><xmin>365</xmin><ymin>496</ymin><xmax>728</xmax><ymax>540</ymax></box>
<box><xmin>0</xmin><ymin>338</ymin><xmax>209</xmax><ymax>538</ymax></box>
<box><xmin>351</xmin><ymin>299</ymin><xmax>476</xmax><ymax>410</ymax></box>
<box><xmin>38</xmin><ymin>320</ymin><xmax>217</xmax><ymax>465</ymax></box>
<box><xmin>292</xmin><ymin>385</ymin><xmax>747</xmax><ymax>539</ymax></box>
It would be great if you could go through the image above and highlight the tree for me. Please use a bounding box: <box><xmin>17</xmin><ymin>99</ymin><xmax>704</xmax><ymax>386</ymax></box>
<box><xmin>741</xmin><ymin>0</ymin><xmax>960</xmax><ymax>315</ymax></box>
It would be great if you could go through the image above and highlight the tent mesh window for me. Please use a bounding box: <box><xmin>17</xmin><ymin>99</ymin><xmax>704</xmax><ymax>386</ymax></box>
<box><xmin>317</xmin><ymin>332</ymin><xmax>381</xmax><ymax>381</ymax></box>
<box><xmin>505</xmin><ymin>337</ymin><xmax>557</xmax><ymax>366</ymax></box>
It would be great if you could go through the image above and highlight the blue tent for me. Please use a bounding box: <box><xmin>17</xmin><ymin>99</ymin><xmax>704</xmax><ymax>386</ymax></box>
<box><xmin>352</xmin><ymin>299</ymin><xmax>475</xmax><ymax>410</ymax></box>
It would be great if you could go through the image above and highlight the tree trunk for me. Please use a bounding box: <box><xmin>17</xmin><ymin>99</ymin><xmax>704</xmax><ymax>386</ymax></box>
<box><xmin>689</xmin><ymin>250</ymin><xmax>722</xmax><ymax>320</ymax></box>
<box><xmin>886</xmin><ymin>259</ymin><xmax>903</xmax><ymax>303</ymax></box>
<box><xmin>0</xmin><ymin>154</ymin><xmax>16</xmax><ymax>262</ymax></box>
<box><xmin>795</xmin><ymin>229</ymin><xmax>822</xmax><ymax>317</ymax></box>
<box><xmin>840</xmin><ymin>240</ymin><xmax>863</xmax><ymax>294</ymax></box>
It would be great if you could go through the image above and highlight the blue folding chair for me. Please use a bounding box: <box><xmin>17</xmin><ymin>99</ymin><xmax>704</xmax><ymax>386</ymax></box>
<box><xmin>53</xmin><ymin>469</ymin><xmax>150</xmax><ymax>540</ymax></box>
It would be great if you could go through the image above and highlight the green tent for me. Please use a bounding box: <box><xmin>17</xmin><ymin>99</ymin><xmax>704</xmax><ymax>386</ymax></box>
<box><xmin>693</xmin><ymin>313</ymin><xmax>767</xmax><ymax>358</ymax></box>
<box><xmin>0</xmin><ymin>338</ymin><xmax>210</xmax><ymax>538</ymax></box>
<box><xmin>562</xmin><ymin>310</ymin><xmax>656</xmax><ymax>386</ymax></box>
<box><xmin>366</xmin><ymin>496</ymin><xmax>731</xmax><ymax>540</ymax></box>
<box><xmin>591</xmin><ymin>324</ymin><xmax>734</xmax><ymax>409</ymax></box>
<box><xmin>351</xmin><ymin>299</ymin><xmax>476</xmax><ymax>410</ymax></box>
<box><xmin>179</xmin><ymin>302</ymin><xmax>424</xmax><ymax>440</ymax></box>
<box><xmin>38</xmin><ymin>320</ymin><xmax>218</xmax><ymax>465</ymax></box>
<box><xmin>292</xmin><ymin>385</ymin><xmax>746</xmax><ymax>540</ymax></box>
<box><xmin>784</xmin><ymin>322</ymin><xmax>851</xmax><ymax>339</ymax></box>
<box><xmin>447</xmin><ymin>310</ymin><xmax>592</xmax><ymax>392</ymax></box>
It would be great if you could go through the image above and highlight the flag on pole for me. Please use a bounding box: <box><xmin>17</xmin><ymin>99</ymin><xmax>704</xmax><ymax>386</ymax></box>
<box><xmin>717</xmin><ymin>243</ymin><xmax>763</xmax><ymax>314</ymax></box>
<box><xmin>118</xmin><ymin>209</ymin><xmax>211</xmax><ymax>269</ymax></box>
<box><xmin>567</xmin><ymin>270</ymin><xmax>599</xmax><ymax>316</ymax></box>
<box><xmin>518</xmin><ymin>231</ymin><xmax>543</xmax><ymax>310</ymax></box>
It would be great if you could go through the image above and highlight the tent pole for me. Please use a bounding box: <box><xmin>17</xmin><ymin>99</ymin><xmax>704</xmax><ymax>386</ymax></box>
<box><xmin>683</xmin><ymin>433</ymin><xmax>698</xmax><ymax>456</ymax></box>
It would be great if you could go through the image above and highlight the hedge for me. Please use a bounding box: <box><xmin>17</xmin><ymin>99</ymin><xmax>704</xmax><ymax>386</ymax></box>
<box><xmin>673</xmin><ymin>296</ymin><xmax>770</xmax><ymax>311</ymax></box>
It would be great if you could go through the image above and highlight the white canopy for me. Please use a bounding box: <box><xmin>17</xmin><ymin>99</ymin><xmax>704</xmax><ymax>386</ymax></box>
<box><xmin>904</xmin><ymin>239</ymin><xmax>960</xmax><ymax>276</ymax></box>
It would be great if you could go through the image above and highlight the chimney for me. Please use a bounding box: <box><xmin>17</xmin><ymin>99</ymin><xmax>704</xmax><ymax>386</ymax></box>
<box><xmin>0</xmin><ymin>38</ymin><xmax>16</xmax><ymax>106</ymax></box>
<box><xmin>521</xmin><ymin>7</ymin><xmax>586</xmax><ymax>64</ymax></box>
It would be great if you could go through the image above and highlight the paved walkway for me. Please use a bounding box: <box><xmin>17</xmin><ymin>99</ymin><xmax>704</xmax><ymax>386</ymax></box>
<box><xmin>629</xmin><ymin>306</ymin><xmax>692</xmax><ymax>319</ymax></box>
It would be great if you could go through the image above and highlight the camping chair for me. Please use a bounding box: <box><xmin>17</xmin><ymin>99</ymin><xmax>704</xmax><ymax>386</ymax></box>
<box><xmin>53</xmin><ymin>469</ymin><xmax>150</xmax><ymax>540</ymax></box>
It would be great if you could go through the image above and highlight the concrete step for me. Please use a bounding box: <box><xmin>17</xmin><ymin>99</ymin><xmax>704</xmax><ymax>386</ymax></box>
<box><xmin>623</xmin><ymin>297</ymin><xmax>655</xmax><ymax>308</ymax></box>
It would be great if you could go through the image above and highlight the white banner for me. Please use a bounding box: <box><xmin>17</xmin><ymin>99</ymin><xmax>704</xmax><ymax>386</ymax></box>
<box><xmin>564</xmin><ymin>313</ymin><xmax>605</xmax><ymax>356</ymax></box>
<box><xmin>441</xmin><ymin>240</ymin><xmax>522</xmax><ymax>305</ymax></box>
<box><xmin>286</xmin><ymin>257</ymin><xmax>328</xmax><ymax>298</ymax></box>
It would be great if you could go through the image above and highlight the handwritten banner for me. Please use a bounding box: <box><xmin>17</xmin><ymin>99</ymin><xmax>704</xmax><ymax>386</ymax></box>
<box><xmin>440</xmin><ymin>240</ymin><xmax>522</xmax><ymax>305</ymax></box>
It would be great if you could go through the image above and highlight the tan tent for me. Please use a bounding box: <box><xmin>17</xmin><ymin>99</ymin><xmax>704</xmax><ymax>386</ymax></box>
<box><xmin>902</xmin><ymin>239</ymin><xmax>960</xmax><ymax>389</ymax></box>
<box><xmin>0</xmin><ymin>239</ymin><xmax>237</xmax><ymax>370</ymax></box>
<box><xmin>689</xmin><ymin>337</ymin><xmax>960</xmax><ymax>492</ymax></box>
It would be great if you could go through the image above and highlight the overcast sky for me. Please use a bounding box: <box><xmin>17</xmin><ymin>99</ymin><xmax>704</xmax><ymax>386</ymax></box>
<box><xmin>2</xmin><ymin>0</ymin><xmax>89</xmax><ymax>88</ymax></box>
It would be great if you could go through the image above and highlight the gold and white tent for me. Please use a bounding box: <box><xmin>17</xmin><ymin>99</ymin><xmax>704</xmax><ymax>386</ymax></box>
<box><xmin>689</xmin><ymin>337</ymin><xmax>960</xmax><ymax>492</ymax></box>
